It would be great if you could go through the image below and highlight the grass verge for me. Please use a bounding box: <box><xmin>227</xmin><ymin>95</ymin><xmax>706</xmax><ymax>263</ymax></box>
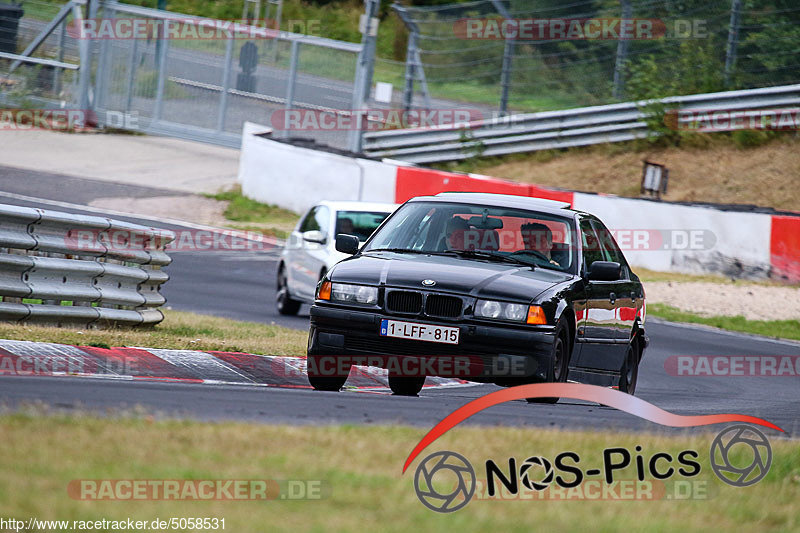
<box><xmin>647</xmin><ymin>303</ymin><xmax>800</xmax><ymax>342</ymax></box>
<box><xmin>205</xmin><ymin>185</ymin><xmax>299</xmax><ymax>239</ymax></box>
<box><xmin>635</xmin><ymin>268</ymin><xmax>797</xmax><ymax>287</ymax></box>
<box><xmin>0</xmin><ymin>310</ymin><xmax>307</xmax><ymax>356</ymax></box>
<box><xmin>0</xmin><ymin>414</ymin><xmax>797</xmax><ymax>532</ymax></box>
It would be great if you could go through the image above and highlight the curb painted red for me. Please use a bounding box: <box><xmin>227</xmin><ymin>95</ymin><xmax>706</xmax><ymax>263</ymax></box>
<box><xmin>770</xmin><ymin>215</ymin><xmax>800</xmax><ymax>283</ymax></box>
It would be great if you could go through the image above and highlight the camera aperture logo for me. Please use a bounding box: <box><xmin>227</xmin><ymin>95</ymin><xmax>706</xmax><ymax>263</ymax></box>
<box><xmin>413</xmin><ymin>451</ymin><xmax>476</xmax><ymax>513</ymax></box>
<box><xmin>710</xmin><ymin>425</ymin><xmax>772</xmax><ymax>487</ymax></box>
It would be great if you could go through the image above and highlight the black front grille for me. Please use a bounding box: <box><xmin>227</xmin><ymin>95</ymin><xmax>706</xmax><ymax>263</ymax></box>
<box><xmin>386</xmin><ymin>291</ymin><xmax>423</xmax><ymax>314</ymax></box>
<box><xmin>425</xmin><ymin>294</ymin><xmax>462</xmax><ymax>318</ymax></box>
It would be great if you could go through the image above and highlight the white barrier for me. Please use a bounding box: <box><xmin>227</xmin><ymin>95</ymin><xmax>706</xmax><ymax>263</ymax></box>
<box><xmin>572</xmin><ymin>194</ymin><xmax>773</xmax><ymax>278</ymax></box>
<box><xmin>238</xmin><ymin>122</ymin><xmax>398</xmax><ymax>213</ymax></box>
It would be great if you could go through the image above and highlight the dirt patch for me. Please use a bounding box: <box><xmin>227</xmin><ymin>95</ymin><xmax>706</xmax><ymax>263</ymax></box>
<box><xmin>479</xmin><ymin>137</ymin><xmax>800</xmax><ymax>211</ymax></box>
<box><xmin>89</xmin><ymin>195</ymin><xmax>231</xmax><ymax>227</ymax></box>
<box><xmin>645</xmin><ymin>281</ymin><xmax>800</xmax><ymax>321</ymax></box>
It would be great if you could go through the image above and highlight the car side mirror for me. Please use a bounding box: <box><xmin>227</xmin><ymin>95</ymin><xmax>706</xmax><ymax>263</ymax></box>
<box><xmin>302</xmin><ymin>230</ymin><xmax>327</xmax><ymax>244</ymax></box>
<box><xmin>335</xmin><ymin>234</ymin><xmax>359</xmax><ymax>255</ymax></box>
<box><xmin>588</xmin><ymin>261</ymin><xmax>621</xmax><ymax>281</ymax></box>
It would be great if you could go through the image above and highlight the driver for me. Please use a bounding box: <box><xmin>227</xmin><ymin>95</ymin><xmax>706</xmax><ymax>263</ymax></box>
<box><xmin>444</xmin><ymin>216</ymin><xmax>470</xmax><ymax>250</ymax></box>
<box><xmin>521</xmin><ymin>222</ymin><xmax>560</xmax><ymax>266</ymax></box>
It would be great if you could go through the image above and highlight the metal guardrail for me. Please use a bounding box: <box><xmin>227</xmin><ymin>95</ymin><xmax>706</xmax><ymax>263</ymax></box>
<box><xmin>362</xmin><ymin>84</ymin><xmax>800</xmax><ymax>163</ymax></box>
<box><xmin>0</xmin><ymin>204</ymin><xmax>175</xmax><ymax>327</ymax></box>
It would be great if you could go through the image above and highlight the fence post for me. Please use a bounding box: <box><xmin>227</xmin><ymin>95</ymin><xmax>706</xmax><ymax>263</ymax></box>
<box><xmin>491</xmin><ymin>0</ymin><xmax>514</xmax><ymax>116</ymax></box>
<box><xmin>217</xmin><ymin>36</ymin><xmax>235</xmax><ymax>132</ymax></box>
<box><xmin>724</xmin><ymin>0</ymin><xmax>742</xmax><ymax>87</ymax></box>
<box><xmin>348</xmin><ymin>0</ymin><xmax>380</xmax><ymax>154</ymax></box>
<box><xmin>279</xmin><ymin>39</ymin><xmax>299</xmax><ymax>139</ymax></box>
<box><xmin>153</xmin><ymin>21</ymin><xmax>170</xmax><ymax>121</ymax></box>
<box><xmin>124</xmin><ymin>37</ymin><xmax>138</xmax><ymax>113</ymax></box>
<box><xmin>612</xmin><ymin>0</ymin><xmax>632</xmax><ymax>100</ymax></box>
<box><xmin>76</xmin><ymin>0</ymin><xmax>95</xmax><ymax>117</ymax></box>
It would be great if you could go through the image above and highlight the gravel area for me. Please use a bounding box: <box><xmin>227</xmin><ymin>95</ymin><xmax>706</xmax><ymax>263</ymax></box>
<box><xmin>645</xmin><ymin>281</ymin><xmax>800</xmax><ymax>321</ymax></box>
<box><xmin>89</xmin><ymin>195</ymin><xmax>230</xmax><ymax>227</ymax></box>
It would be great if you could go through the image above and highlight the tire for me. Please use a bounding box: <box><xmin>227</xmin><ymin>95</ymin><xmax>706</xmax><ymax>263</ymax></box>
<box><xmin>527</xmin><ymin>323</ymin><xmax>570</xmax><ymax>404</ymax></box>
<box><xmin>276</xmin><ymin>265</ymin><xmax>301</xmax><ymax>316</ymax></box>
<box><xmin>388</xmin><ymin>375</ymin><xmax>426</xmax><ymax>396</ymax></box>
<box><xmin>619</xmin><ymin>336</ymin><xmax>640</xmax><ymax>395</ymax></box>
<box><xmin>307</xmin><ymin>354</ymin><xmax>349</xmax><ymax>392</ymax></box>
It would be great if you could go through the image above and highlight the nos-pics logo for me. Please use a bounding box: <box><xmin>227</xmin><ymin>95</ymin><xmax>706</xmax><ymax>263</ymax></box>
<box><xmin>412</xmin><ymin>425</ymin><xmax>772</xmax><ymax>513</ymax></box>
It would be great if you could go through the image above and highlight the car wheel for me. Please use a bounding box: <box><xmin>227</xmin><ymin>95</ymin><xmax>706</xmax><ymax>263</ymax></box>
<box><xmin>307</xmin><ymin>354</ymin><xmax>349</xmax><ymax>392</ymax></box>
<box><xmin>276</xmin><ymin>265</ymin><xmax>301</xmax><ymax>316</ymax></box>
<box><xmin>619</xmin><ymin>336</ymin><xmax>640</xmax><ymax>395</ymax></box>
<box><xmin>527</xmin><ymin>324</ymin><xmax>570</xmax><ymax>404</ymax></box>
<box><xmin>388</xmin><ymin>375</ymin><xmax>426</xmax><ymax>396</ymax></box>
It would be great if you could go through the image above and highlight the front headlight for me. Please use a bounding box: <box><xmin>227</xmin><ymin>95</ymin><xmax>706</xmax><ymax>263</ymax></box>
<box><xmin>475</xmin><ymin>300</ymin><xmax>545</xmax><ymax>324</ymax></box>
<box><xmin>321</xmin><ymin>282</ymin><xmax>378</xmax><ymax>305</ymax></box>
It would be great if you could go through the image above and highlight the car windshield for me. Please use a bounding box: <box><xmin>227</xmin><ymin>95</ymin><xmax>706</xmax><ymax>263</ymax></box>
<box><xmin>336</xmin><ymin>210</ymin><xmax>392</xmax><ymax>242</ymax></box>
<box><xmin>362</xmin><ymin>201</ymin><xmax>577</xmax><ymax>273</ymax></box>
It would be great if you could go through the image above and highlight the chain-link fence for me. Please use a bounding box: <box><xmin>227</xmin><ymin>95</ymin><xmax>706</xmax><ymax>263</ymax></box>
<box><xmin>377</xmin><ymin>0</ymin><xmax>800</xmax><ymax>116</ymax></box>
<box><xmin>1</xmin><ymin>0</ymin><xmax>362</xmax><ymax>150</ymax></box>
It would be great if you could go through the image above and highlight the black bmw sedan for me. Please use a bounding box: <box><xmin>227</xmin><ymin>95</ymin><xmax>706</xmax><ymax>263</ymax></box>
<box><xmin>307</xmin><ymin>192</ymin><xmax>647</xmax><ymax>400</ymax></box>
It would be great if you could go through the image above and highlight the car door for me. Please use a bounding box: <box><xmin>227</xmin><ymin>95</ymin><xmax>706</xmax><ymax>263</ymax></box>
<box><xmin>296</xmin><ymin>205</ymin><xmax>331</xmax><ymax>301</ymax></box>
<box><xmin>575</xmin><ymin>219</ymin><xmax>626</xmax><ymax>371</ymax></box>
<box><xmin>288</xmin><ymin>205</ymin><xmax>328</xmax><ymax>300</ymax></box>
<box><xmin>591</xmin><ymin>219</ymin><xmax>637</xmax><ymax>346</ymax></box>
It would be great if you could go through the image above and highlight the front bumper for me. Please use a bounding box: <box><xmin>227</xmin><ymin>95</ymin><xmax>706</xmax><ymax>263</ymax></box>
<box><xmin>308</xmin><ymin>304</ymin><xmax>556</xmax><ymax>382</ymax></box>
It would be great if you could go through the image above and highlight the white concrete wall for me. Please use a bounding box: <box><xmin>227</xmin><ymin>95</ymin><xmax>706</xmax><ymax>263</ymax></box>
<box><xmin>238</xmin><ymin>122</ymin><xmax>398</xmax><ymax>214</ymax></box>
<box><xmin>573</xmin><ymin>193</ymin><xmax>773</xmax><ymax>278</ymax></box>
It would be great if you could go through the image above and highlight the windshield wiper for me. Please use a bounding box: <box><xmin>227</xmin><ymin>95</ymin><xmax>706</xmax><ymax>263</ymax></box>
<box><xmin>443</xmin><ymin>249</ymin><xmax>536</xmax><ymax>268</ymax></box>
<box><xmin>364</xmin><ymin>248</ymin><xmax>435</xmax><ymax>254</ymax></box>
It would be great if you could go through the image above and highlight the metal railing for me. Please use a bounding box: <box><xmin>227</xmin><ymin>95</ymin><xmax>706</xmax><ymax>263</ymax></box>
<box><xmin>363</xmin><ymin>84</ymin><xmax>800</xmax><ymax>163</ymax></box>
<box><xmin>0</xmin><ymin>203</ymin><xmax>175</xmax><ymax>327</ymax></box>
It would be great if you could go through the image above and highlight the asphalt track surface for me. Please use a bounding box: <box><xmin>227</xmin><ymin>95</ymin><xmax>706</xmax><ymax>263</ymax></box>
<box><xmin>0</xmin><ymin>166</ymin><xmax>798</xmax><ymax>437</ymax></box>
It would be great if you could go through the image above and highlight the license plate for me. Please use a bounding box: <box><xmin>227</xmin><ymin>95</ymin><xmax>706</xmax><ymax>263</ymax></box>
<box><xmin>380</xmin><ymin>319</ymin><xmax>459</xmax><ymax>345</ymax></box>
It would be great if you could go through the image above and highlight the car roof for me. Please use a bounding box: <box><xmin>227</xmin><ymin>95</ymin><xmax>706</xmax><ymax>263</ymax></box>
<box><xmin>316</xmin><ymin>200</ymin><xmax>399</xmax><ymax>213</ymax></box>
<box><xmin>408</xmin><ymin>192</ymin><xmax>574</xmax><ymax>216</ymax></box>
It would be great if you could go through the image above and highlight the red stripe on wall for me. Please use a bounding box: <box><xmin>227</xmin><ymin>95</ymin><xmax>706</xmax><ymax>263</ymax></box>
<box><xmin>770</xmin><ymin>215</ymin><xmax>800</xmax><ymax>283</ymax></box>
<box><xmin>394</xmin><ymin>167</ymin><xmax>574</xmax><ymax>205</ymax></box>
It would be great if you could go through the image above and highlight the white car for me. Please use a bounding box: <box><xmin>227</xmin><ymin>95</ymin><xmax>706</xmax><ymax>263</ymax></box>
<box><xmin>276</xmin><ymin>200</ymin><xmax>398</xmax><ymax>314</ymax></box>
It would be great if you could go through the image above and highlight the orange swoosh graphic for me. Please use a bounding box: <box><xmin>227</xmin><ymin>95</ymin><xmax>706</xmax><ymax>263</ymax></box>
<box><xmin>403</xmin><ymin>383</ymin><xmax>784</xmax><ymax>473</ymax></box>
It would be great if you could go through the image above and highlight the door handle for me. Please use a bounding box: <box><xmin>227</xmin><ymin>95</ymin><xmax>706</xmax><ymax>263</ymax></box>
<box><xmin>609</xmin><ymin>292</ymin><xmax>616</xmax><ymax>304</ymax></box>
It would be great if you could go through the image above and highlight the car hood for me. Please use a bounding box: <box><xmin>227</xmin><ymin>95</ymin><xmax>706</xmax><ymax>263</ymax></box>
<box><xmin>330</xmin><ymin>252</ymin><xmax>573</xmax><ymax>303</ymax></box>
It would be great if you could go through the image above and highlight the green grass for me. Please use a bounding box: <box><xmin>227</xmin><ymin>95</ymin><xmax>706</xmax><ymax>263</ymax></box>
<box><xmin>0</xmin><ymin>309</ymin><xmax>307</xmax><ymax>356</ymax></box>
<box><xmin>647</xmin><ymin>303</ymin><xmax>800</xmax><ymax>342</ymax></box>
<box><xmin>205</xmin><ymin>185</ymin><xmax>299</xmax><ymax>238</ymax></box>
<box><xmin>0</xmin><ymin>415</ymin><xmax>797</xmax><ymax>532</ymax></box>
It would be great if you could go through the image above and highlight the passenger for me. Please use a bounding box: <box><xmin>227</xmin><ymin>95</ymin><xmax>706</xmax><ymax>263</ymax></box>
<box><xmin>337</xmin><ymin>217</ymin><xmax>355</xmax><ymax>236</ymax></box>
